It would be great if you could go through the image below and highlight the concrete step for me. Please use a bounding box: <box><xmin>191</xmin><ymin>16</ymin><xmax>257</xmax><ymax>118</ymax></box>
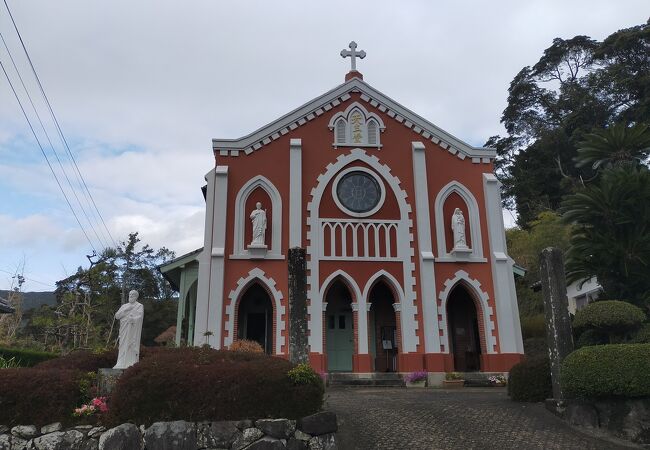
<box><xmin>459</xmin><ymin>372</ymin><xmax>494</xmax><ymax>387</ymax></box>
<box><xmin>327</xmin><ymin>372</ymin><xmax>405</xmax><ymax>387</ymax></box>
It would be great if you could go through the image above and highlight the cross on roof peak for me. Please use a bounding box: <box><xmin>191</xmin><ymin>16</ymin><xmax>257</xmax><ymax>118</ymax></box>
<box><xmin>340</xmin><ymin>41</ymin><xmax>366</xmax><ymax>78</ymax></box>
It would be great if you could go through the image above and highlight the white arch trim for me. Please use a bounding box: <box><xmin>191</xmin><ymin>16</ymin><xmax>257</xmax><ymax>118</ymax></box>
<box><xmin>225</xmin><ymin>268</ymin><xmax>286</xmax><ymax>355</ymax></box>
<box><xmin>438</xmin><ymin>270</ymin><xmax>496</xmax><ymax>354</ymax></box>
<box><xmin>327</xmin><ymin>101</ymin><xmax>386</xmax><ymax>131</ymax></box>
<box><xmin>361</xmin><ymin>270</ymin><xmax>406</xmax><ymax>307</ymax></box>
<box><xmin>434</xmin><ymin>180</ymin><xmax>485</xmax><ymax>262</ymax></box>
<box><xmin>306</xmin><ymin>148</ymin><xmax>418</xmax><ymax>353</ymax></box>
<box><xmin>319</xmin><ymin>269</ymin><xmax>363</xmax><ymax>302</ymax></box>
<box><xmin>231</xmin><ymin>175</ymin><xmax>283</xmax><ymax>259</ymax></box>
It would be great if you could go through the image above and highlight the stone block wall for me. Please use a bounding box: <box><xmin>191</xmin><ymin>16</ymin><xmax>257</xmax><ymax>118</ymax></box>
<box><xmin>0</xmin><ymin>412</ymin><xmax>338</xmax><ymax>450</ymax></box>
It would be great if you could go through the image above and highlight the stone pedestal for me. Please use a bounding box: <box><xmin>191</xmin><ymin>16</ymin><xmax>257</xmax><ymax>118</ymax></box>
<box><xmin>97</xmin><ymin>368</ymin><xmax>124</xmax><ymax>397</ymax></box>
<box><xmin>288</xmin><ymin>247</ymin><xmax>309</xmax><ymax>364</ymax></box>
<box><xmin>539</xmin><ymin>247</ymin><xmax>574</xmax><ymax>401</ymax></box>
<box><xmin>247</xmin><ymin>244</ymin><xmax>267</xmax><ymax>259</ymax></box>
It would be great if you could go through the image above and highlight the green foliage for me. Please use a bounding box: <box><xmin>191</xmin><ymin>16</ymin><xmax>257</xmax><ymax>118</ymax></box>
<box><xmin>520</xmin><ymin>314</ymin><xmax>546</xmax><ymax>339</ymax></box>
<box><xmin>0</xmin><ymin>356</ymin><xmax>20</xmax><ymax>368</ymax></box>
<box><xmin>506</xmin><ymin>211</ymin><xmax>572</xmax><ymax>317</ymax></box>
<box><xmin>140</xmin><ymin>298</ymin><xmax>178</xmax><ymax>346</ymax></box>
<box><xmin>78</xmin><ymin>371</ymin><xmax>98</xmax><ymax>403</ymax></box>
<box><xmin>523</xmin><ymin>337</ymin><xmax>548</xmax><ymax>358</ymax></box>
<box><xmin>562</xmin><ymin>166</ymin><xmax>650</xmax><ymax>307</ymax></box>
<box><xmin>632</xmin><ymin>323</ymin><xmax>650</xmax><ymax>343</ymax></box>
<box><xmin>575</xmin><ymin>329</ymin><xmax>608</xmax><ymax>348</ymax></box>
<box><xmin>561</xmin><ymin>344</ymin><xmax>650</xmax><ymax>398</ymax></box>
<box><xmin>490</xmin><ymin>20</ymin><xmax>650</xmax><ymax>227</ymax></box>
<box><xmin>445</xmin><ymin>372</ymin><xmax>463</xmax><ymax>381</ymax></box>
<box><xmin>0</xmin><ymin>346</ymin><xmax>58</xmax><ymax>367</ymax></box>
<box><xmin>0</xmin><ymin>368</ymin><xmax>86</xmax><ymax>426</ymax></box>
<box><xmin>507</xmin><ymin>357</ymin><xmax>552</xmax><ymax>402</ymax></box>
<box><xmin>573</xmin><ymin>301</ymin><xmax>645</xmax><ymax>343</ymax></box>
<box><xmin>287</xmin><ymin>363</ymin><xmax>320</xmax><ymax>385</ymax></box>
<box><xmin>575</xmin><ymin>123</ymin><xmax>650</xmax><ymax>170</ymax></box>
<box><xmin>109</xmin><ymin>348</ymin><xmax>324</xmax><ymax>426</ymax></box>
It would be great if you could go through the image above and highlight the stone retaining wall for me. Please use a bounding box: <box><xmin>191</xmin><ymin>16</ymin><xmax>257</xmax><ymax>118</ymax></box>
<box><xmin>549</xmin><ymin>398</ymin><xmax>650</xmax><ymax>445</ymax></box>
<box><xmin>0</xmin><ymin>411</ymin><xmax>338</xmax><ymax>450</ymax></box>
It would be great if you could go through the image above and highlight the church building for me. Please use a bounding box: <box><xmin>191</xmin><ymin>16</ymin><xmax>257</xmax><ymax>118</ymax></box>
<box><xmin>161</xmin><ymin>43</ymin><xmax>524</xmax><ymax>376</ymax></box>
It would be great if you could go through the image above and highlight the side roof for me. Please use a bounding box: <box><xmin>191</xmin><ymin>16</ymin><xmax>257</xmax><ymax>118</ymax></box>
<box><xmin>212</xmin><ymin>77</ymin><xmax>495</xmax><ymax>164</ymax></box>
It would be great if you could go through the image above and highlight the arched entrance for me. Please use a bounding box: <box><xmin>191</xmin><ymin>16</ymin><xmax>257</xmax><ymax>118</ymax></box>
<box><xmin>325</xmin><ymin>279</ymin><xmax>354</xmax><ymax>372</ymax></box>
<box><xmin>447</xmin><ymin>284</ymin><xmax>482</xmax><ymax>372</ymax></box>
<box><xmin>368</xmin><ymin>280</ymin><xmax>398</xmax><ymax>372</ymax></box>
<box><xmin>237</xmin><ymin>283</ymin><xmax>273</xmax><ymax>354</ymax></box>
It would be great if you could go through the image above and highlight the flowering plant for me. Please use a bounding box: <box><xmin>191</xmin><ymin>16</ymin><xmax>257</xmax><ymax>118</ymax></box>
<box><xmin>73</xmin><ymin>397</ymin><xmax>108</xmax><ymax>417</ymax></box>
<box><xmin>445</xmin><ymin>372</ymin><xmax>463</xmax><ymax>381</ymax></box>
<box><xmin>404</xmin><ymin>371</ymin><xmax>427</xmax><ymax>383</ymax></box>
<box><xmin>488</xmin><ymin>375</ymin><xmax>507</xmax><ymax>385</ymax></box>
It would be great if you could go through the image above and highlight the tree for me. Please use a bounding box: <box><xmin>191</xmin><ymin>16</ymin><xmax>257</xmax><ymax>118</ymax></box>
<box><xmin>561</xmin><ymin>123</ymin><xmax>650</xmax><ymax>310</ymax></box>
<box><xmin>490</xmin><ymin>20</ymin><xmax>650</xmax><ymax>227</ymax></box>
<box><xmin>0</xmin><ymin>263</ymin><xmax>25</xmax><ymax>342</ymax></box>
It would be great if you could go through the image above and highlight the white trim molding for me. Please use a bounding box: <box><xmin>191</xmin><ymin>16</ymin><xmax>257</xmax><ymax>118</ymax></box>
<box><xmin>225</xmin><ymin>268</ymin><xmax>286</xmax><ymax>355</ymax></box>
<box><xmin>289</xmin><ymin>139</ymin><xmax>302</xmax><ymax>247</ymax></box>
<box><xmin>483</xmin><ymin>174</ymin><xmax>524</xmax><ymax>354</ymax></box>
<box><xmin>411</xmin><ymin>141</ymin><xmax>441</xmax><ymax>354</ymax></box>
<box><xmin>194</xmin><ymin>166</ymin><xmax>229</xmax><ymax>348</ymax></box>
<box><xmin>438</xmin><ymin>270</ymin><xmax>497</xmax><ymax>354</ymax></box>
<box><xmin>327</xmin><ymin>101</ymin><xmax>385</xmax><ymax>148</ymax></box>
<box><xmin>212</xmin><ymin>78</ymin><xmax>494</xmax><ymax>163</ymax></box>
<box><xmin>320</xmin><ymin>270</ymin><xmax>365</xmax><ymax>354</ymax></box>
<box><xmin>434</xmin><ymin>180</ymin><xmax>485</xmax><ymax>262</ymax></box>
<box><xmin>306</xmin><ymin>148</ymin><xmax>418</xmax><ymax>354</ymax></box>
<box><xmin>231</xmin><ymin>175</ymin><xmax>284</xmax><ymax>259</ymax></box>
<box><xmin>331</xmin><ymin>166</ymin><xmax>386</xmax><ymax>218</ymax></box>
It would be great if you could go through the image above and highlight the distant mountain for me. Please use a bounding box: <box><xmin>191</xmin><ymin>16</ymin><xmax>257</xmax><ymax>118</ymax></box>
<box><xmin>0</xmin><ymin>290</ymin><xmax>56</xmax><ymax>310</ymax></box>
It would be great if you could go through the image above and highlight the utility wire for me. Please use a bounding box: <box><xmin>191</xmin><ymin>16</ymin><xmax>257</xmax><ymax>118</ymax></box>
<box><xmin>0</xmin><ymin>268</ymin><xmax>55</xmax><ymax>288</ymax></box>
<box><xmin>0</xmin><ymin>31</ymin><xmax>108</xmax><ymax>250</ymax></box>
<box><xmin>3</xmin><ymin>0</ymin><xmax>117</xmax><ymax>249</ymax></box>
<box><xmin>1</xmin><ymin>59</ymin><xmax>98</xmax><ymax>254</ymax></box>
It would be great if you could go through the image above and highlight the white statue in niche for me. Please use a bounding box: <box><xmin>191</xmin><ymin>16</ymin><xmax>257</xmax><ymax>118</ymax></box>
<box><xmin>451</xmin><ymin>208</ymin><xmax>469</xmax><ymax>250</ymax></box>
<box><xmin>113</xmin><ymin>290</ymin><xmax>144</xmax><ymax>369</ymax></box>
<box><xmin>249</xmin><ymin>202</ymin><xmax>267</xmax><ymax>247</ymax></box>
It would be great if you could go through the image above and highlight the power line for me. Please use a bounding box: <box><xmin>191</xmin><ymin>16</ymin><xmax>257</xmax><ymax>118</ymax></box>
<box><xmin>0</xmin><ymin>268</ymin><xmax>54</xmax><ymax>288</ymax></box>
<box><xmin>3</xmin><ymin>0</ymin><xmax>117</xmax><ymax>249</ymax></box>
<box><xmin>0</xmin><ymin>31</ymin><xmax>109</xmax><ymax>250</ymax></box>
<box><xmin>1</xmin><ymin>59</ymin><xmax>98</xmax><ymax>254</ymax></box>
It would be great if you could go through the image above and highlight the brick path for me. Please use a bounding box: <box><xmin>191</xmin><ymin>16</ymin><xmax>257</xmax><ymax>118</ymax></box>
<box><xmin>325</xmin><ymin>387</ymin><xmax>635</xmax><ymax>450</ymax></box>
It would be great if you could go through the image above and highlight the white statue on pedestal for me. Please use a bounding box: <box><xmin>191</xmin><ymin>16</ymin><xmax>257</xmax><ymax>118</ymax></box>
<box><xmin>249</xmin><ymin>202</ymin><xmax>267</xmax><ymax>247</ymax></box>
<box><xmin>113</xmin><ymin>290</ymin><xmax>144</xmax><ymax>369</ymax></box>
<box><xmin>451</xmin><ymin>208</ymin><xmax>469</xmax><ymax>250</ymax></box>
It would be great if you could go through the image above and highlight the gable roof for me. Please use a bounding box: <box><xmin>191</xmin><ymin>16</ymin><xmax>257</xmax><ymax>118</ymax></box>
<box><xmin>212</xmin><ymin>77</ymin><xmax>495</xmax><ymax>164</ymax></box>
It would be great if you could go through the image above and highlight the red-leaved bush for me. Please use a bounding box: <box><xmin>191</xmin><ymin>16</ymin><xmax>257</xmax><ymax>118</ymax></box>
<box><xmin>108</xmin><ymin>347</ymin><xmax>324</xmax><ymax>425</ymax></box>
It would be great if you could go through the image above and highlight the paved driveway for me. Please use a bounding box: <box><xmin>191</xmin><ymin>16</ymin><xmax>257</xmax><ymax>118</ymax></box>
<box><xmin>325</xmin><ymin>387</ymin><xmax>635</xmax><ymax>450</ymax></box>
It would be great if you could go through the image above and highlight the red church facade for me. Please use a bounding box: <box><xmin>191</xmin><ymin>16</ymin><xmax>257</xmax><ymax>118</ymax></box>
<box><xmin>170</xmin><ymin>66</ymin><xmax>524</xmax><ymax>377</ymax></box>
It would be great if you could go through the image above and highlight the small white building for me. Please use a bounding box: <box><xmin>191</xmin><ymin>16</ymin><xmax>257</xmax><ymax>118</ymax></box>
<box><xmin>566</xmin><ymin>277</ymin><xmax>602</xmax><ymax>315</ymax></box>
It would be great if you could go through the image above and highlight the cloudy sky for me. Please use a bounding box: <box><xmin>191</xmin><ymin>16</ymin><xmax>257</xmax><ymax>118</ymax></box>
<box><xmin>0</xmin><ymin>1</ymin><xmax>647</xmax><ymax>291</ymax></box>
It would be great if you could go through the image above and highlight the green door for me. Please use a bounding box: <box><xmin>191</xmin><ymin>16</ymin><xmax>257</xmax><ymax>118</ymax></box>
<box><xmin>327</xmin><ymin>311</ymin><xmax>353</xmax><ymax>371</ymax></box>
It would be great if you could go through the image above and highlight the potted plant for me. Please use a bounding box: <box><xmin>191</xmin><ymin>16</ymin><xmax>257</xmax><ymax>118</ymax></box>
<box><xmin>404</xmin><ymin>371</ymin><xmax>427</xmax><ymax>388</ymax></box>
<box><xmin>488</xmin><ymin>374</ymin><xmax>507</xmax><ymax>387</ymax></box>
<box><xmin>442</xmin><ymin>372</ymin><xmax>465</xmax><ymax>388</ymax></box>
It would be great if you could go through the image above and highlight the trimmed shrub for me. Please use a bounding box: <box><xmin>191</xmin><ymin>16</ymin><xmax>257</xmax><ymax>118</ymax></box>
<box><xmin>34</xmin><ymin>349</ymin><xmax>117</xmax><ymax>372</ymax></box>
<box><xmin>287</xmin><ymin>363</ymin><xmax>320</xmax><ymax>385</ymax></box>
<box><xmin>575</xmin><ymin>329</ymin><xmax>607</xmax><ymax>348</ymax></box>
<box><xmin>0</xmin><ymin>347</ymin><xmax>58</xmax><ymax>367</ymax></box>
<box><xmin>573</xmin><ymin>301</ymin><xmax>645</xmax><ymax>342</ymax></box>
<box><xmin>507</xmin><ymin>357</ymin><xmax>552</xmax><ymax>402</ymax></box>
<box><xmin>520</xmin><ymin>314</ymin><xmax>546</xmax><ymax>340</ymax></box>
<box><xmin>109</xmin><ymin>347</ymin><xmax>324</xmax><ymax>425</ymax></box>
<box><xmin>229</xmin><ymin>339</ymin><xmax>264</xmax><ymax>353</ymax></box>
<box><xmin>561</xmin><ymin>343</ymin><xmax>650</xmax><ymax>399</ymax></box>
<box><xmin>633</xmin><ymin>323</ymin><xmax>650</xmax><ymax>343</ymax></box>
<box><xmin>0</xmin><ymin>368</ymin><xmax>85</xmax><ymax>426</ymax></box>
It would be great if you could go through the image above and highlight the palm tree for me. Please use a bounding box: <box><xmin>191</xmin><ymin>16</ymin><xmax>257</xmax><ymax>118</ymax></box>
<box><xmin>575</xmin><ymin>122</ymin><xmax>650</xmax><ymax>170</ymax></box>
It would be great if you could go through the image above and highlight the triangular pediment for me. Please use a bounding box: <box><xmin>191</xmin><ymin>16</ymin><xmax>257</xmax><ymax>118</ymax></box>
<box><xmin>212</xmin><ymin>78</ymin><xmax>495</xmax><ymax>163</ymax></box>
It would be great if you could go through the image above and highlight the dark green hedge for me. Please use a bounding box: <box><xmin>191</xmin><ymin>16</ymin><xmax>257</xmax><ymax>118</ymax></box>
<box><xmin>573</xmin><ymin>301</ymin><xmax>645</xmax><ymax>339</ymax></box>
<box><xmin>508</xmin><ymin>357</ymin><xmax>552</xmax><ymax>402</ymax></box>
<box><xmin>561</xmin><ymin>343</ymin><xmax>650</xmax><ymax>399</ymax></box>
<box><xmin>0</xmin><ymin>369</ymin><xmax>84</xmax><ymax>426</ymax></box>
<box><xmin>109</xmin><ymin>347</ymin><xmax>324</xmax><ymax>426</ymax></box>
<box><xmin>0</xmin><ymin>347</ymin><xmax>58</xmax><ymax>367</ymax></box>
<box><xmin>633</xmin><ymin>323</ymin><xmax>650</xmax><ymax>343</ymax></box>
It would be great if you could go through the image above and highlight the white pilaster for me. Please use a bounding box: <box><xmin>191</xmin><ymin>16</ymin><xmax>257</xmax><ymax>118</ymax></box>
<box><xmin>194</xmin><ymin>166</ymin><xmax>229</xmax><ymax>348</ymax></box>
<box><xmin>483</xmin><ymin>173</ymin><xmax>524</xmax><ymax>354</ymax></box>
<box><xmin>411</xmin><ymin>142</ymin><xmax>441</xmax><ymax>353</ymax></box>
<box><xmin>289</xmin><ymin>138</ymin><xmax>302</xmax><ymax>248</ymax></box>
